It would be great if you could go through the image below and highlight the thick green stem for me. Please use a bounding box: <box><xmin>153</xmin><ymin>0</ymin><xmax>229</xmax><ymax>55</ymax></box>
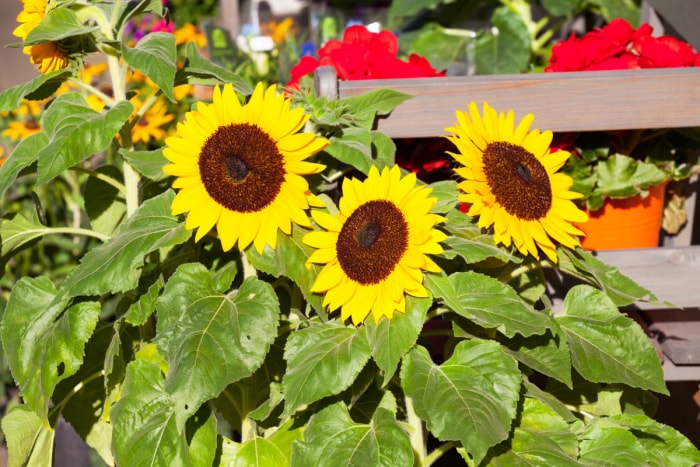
<box><xmin>405</xmin><ymin>397</ymin><xmax>426</xmax><ymax>463</ymax></box>
<box><xmin>71</xmin><ymin>166</ymin><xmax>127</xmax><ymax>194</ymax></box>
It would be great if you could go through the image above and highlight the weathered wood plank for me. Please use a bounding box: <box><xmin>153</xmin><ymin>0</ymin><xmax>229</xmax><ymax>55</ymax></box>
<box><xmin>596</xmin><ymin>246</ymin><xmax>700</xmax><ymax>309</ymax></box>
<box><xmin>330</xmin><ymin>68</ymin><xmax>700</xmax><ymax>138</ymax></box>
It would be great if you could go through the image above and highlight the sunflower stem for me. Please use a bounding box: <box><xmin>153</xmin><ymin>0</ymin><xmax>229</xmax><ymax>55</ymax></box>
<box><xmin>405</xmin><ymin>396</ymin><xmax>427</xmax><ymax>463</ymax></box>
<box><xmin>71</xmin><ymin>166</ymin><xmax>127</xmax><ymax>194</ymax></box>
<box><xmin>423</xmin><ymin>442</ymin><xmax>456</xmax><ymax>467</ymax></box>
<box><xmin>496</xmin><ymin>260</ymin><xmax>540</xmax><ymax>284</ymax></box>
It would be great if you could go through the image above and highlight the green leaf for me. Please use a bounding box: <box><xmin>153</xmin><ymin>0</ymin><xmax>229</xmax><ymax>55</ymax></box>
<box><xmin>56</xmin><ymin>190</ymin><xmax>190</xmax><ymax>299</ymax></box>
<box><xmin>324</xmin><ymin>127</ymin><xmax>374</xmax><ymax>175</ymax></box>
<box><xmin>291</xmin><ymin>403</ymin><xmax>413</xmax><ymax>467</ymax></box>
<box><xmin>408</xmin><ymin>22</ymin><xmax>470</xmax><ymax>69</ymax></box>
<box><xmin>84</xmin><ymin>165</ymin><xmax>126</xmax><ymax>236</ymax></box>
<box><xmin>176</xmin><ymin>42</ymin><xmax>253</xmax><ymax>94</ymax></box>
<box><xmin>556</xmin><ymin>285</ymin><xmax>667</xmax><ymax>394</ymax></box>
<box><xmin>245</xmin><ymin>224</ymin><xmax>325</xmax><ymax>316</ymax></box>
<box><xmin>0</xmin><ymin>276</ymin><xmax>100</xmax><ymax>423</ymax></box>
<box><xmin>427</xmin><ymin>180</ymin><xmax>459</xmax><ymax>214</ymax></box>
<box><xmin>24</xmin><ymin>7</ymin><xmax>97</xmax><ymax>44</ymax></box>
<box><xmin>371</xmin><ymin>130</ymin><xmax>396</xmax><ymax>168</ymax></box>
<box><xmin>123</xmin><ymin>32</ymin><xmax>177</xmax><ymax>102</ymax></box>
<box><xmin>609</xmin><ymin>413</ymin><xmax>700</xmax><ymax>467</ymax></box>
<box><xmin>364</xmin><ymin>295</ymin><xmax>430</xmax><ymax>386</ymax></box>
<box><xmin>186</xmin><ymin>404</ymin><xmax>219</xmax><ymax>467</ymax></box>
<box><xmin>1</xmin><ymin>405</ymin><xmax>54</xmax><ymax>467</ymax></box>
<box><xmin>282</xmin><ymin>322</ymin><xmax>371</xmax><ymax>416</ymax></box>
<box><xmin>593</xmin><ymin>0</ymin><xmax>640</xmax><ymax>26</ymax></box>
<box><xmin>111</xmin><ymin>359</ymin><xmax>188</xmax><ymax>467</ymax></box>
<box><xmin>342</xmin><ymin>88</ymin><xmax>413</xmax><ymax>120</ymax></box>
<box><xmin>447</xmin><ymin>271</ymin><xmax>554</xmax><ymax>338</ymax></box>
<box><xmin>486</xmin><ymin>428</ymin><xmax>580</xmax><ymax>466</ymax></box>
<box><xmin>519</xmin><ymin>397</ymin><xmax>578</xmax><ymax>456</ymax></box>
<box><xmin>595</xmin><ymin>154</ymin><xmax>667</xmax><ymax>200</ymax></box>
<box><xmin>501</xmin><ymin>322</ymin><xmax>573</xmax><ymax>387</ymax></box>
<box><xmin>541</xmin><ymin>0</ymin><xmax>581</xmax><ymax>17</ymax></box>
<box><xmin>558</xmin><ymin>247</ymin><xmax>660</xmax><ymax>307</ymax></box>
<box><xmin>0</xmin><ymin>131</ymin><xmax>48</xmax><ymax>198</ymax></box>
<box><xmin>1</xmin><ymin>210</ymin><xmax>48</xmax><ymax>259</ymax></box>
<box><xmin>442</xmin><ymin>210</ymin><xmax>521</xmax><ymax>264</ymax></box>
<box><xmin>475</xmin><ymin>6</ymin><xmax>532</xmax><ymax>74</ymax></box>
<box><xmin>228</xmin><ymin>437</ymin><xmax>289</xmax><ymax>466</ymax></box>
<box><xmin>0</xmin><ymin>70</ymin><xmax>71</xmax><ymax>113</ymax></box>
<box><xmin>578</xmin><ymin>423</ymin><xmax>647</xmax><ymax>467</ymax></box>
<box><xmin>156</xmin><ymin>263</ymin><xmax>280</xmax><ymax>422</ymax></box>
<box><xmin>36</xmin><ymin>93</ymin><xmax>133</xmax><ymax>185</ymax></box>
<box><xmin>387</xmin><ymin>0</ymin><xmax>448</xmax><ymax>22</ymax></box>
<box><xmin>125</xmin><ymin>275</ymin><xmax>164</xmax><ymax>326</ymax></box>
<box><xmin>401</xmin><ymin>341</ymin><xmax>521</xmax><ymax>465</ymax></box>
<box><xmin>111</xmin><ymin>0</ymin><xmax>165</xmax><ymax>35</ymax></box>
<box><xmin>120</xmin><ymin>148</ymin><xmax>170</xmax><ymax>181</ymax></box>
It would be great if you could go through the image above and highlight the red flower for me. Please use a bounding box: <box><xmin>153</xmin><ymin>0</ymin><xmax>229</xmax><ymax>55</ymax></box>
<box><xmin>286</xmin><ymin>25</ymin><xmax>444</xmax><ymax>90</ymax></box>
<box><xmin>546</xmin><ymin>18</ymin><xmax>700</xmax><ymax>73</ymax></box>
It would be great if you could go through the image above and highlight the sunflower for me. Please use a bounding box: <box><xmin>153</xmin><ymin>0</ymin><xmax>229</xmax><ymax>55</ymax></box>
<box><xmin>446</xmin><ymin>102</ymin><xmax>588</xmax><ymax>262</ymax></box>
<box><xmin>163</xmin><ymin>82</ymin><xmax>328</xmax><ymax>253</ymax></box>
<box><xmin>13</xmin><ymin>0</ymin><xmax>71</xmax><ymax>74</ymax></box>
<box><xmin>2</xmin><ymin>120</ymin><xmax>40</xmax><ymax>141</ymax></box>
<box><xmin>303</xmin><ymin>165</ymin><xmax>446</xmax><ymax>325</ymax></box>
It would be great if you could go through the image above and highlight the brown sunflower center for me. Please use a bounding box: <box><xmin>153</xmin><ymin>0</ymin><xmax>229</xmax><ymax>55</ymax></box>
<box><xmin>482</xmin><ymin>141</ymin><xmax>552</xmax><ymax>220</ymax></box>
<box><xmin>336</xmin><ymin>200</ymin><xmax>408</xmax><ymax>285</ymax></box>
<box><xmin>199</xmin><ymin>123</ymin><xmax>285</xmax><ymax>213</ymax></box>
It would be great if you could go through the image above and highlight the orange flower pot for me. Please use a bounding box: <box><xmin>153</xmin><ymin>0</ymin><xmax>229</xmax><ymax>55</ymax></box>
<box><xmin>577</xmin><ymin>183</ymin><xmax>666</xmax><ymax>251</ymax></box>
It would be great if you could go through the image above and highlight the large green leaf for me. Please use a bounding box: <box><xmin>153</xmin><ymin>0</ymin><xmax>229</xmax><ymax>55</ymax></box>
<box><xmin>558</xmin><ymin>247</ymin><xmax>660</xmax><ymax>307</ymax></box>
<box><xmin>0</xmin><ymin>131</ymin><xmax>48</xmax><ymax>198</ymax></box>
<box><xmin>245</xmin><ymin>224</ymin><xmax>325</xmax><ymax>316</ymax></box>
<box><xmin>56</xmin><ymin>190</ymin><xmax>190</xmax><ymax>300</ymax></box>
<box><xmin>594</xmin><ymin>154</ymin><xmax>668</xmax><ymax>203</ymax></box>
<box><xmin>0</xmin><ymin>276</ymin><xmax>100</xmax><ymax>423</ymax></box>
<box><xmin>609</xmin><ymin>414</ymin><xmax>700</xmax><ymax>467</ymax></box>
<box><xmin>111</xmin><ymin>359</ymin><xmax>190</xmax><ymax>467</ymax></box>
<box><xmin>501</xmin><ymin>321</ymin><xmax>573</xmax><ymax>387</ymax></box>
<box><xmin>426</xmin><ymin>180</ymin><xmax>459</xmax><ymax>214</ymax></box>
<box><xmin>36</xmin><ymin>92</ymin><xmax>133</xmax><ymax>185</ymax></box>
<box><xmin>156</xmin><ymin>263</ymin><xmax>280</xmax><ymax>423</ymax></box>
<box><xmin>447</xmin><ymin>271</ymin><xmax>554</xmax><ymax>338</ymax></box>
<box><xmin>225</xmin><ymin>437</ymin><xmax>289</xmax><ymax>466</ymax></box>
<box><xmin>176</xmin><ymin>42</ymin><xmax>252</xmax><ymax>94</ymax></box>
<box><xmin>291</xmin><ymin>403</ymin><xmax>413</xmax><ymax>467</ymax></box>
<box><xmin>475</xmin><ymin>6</ymin><xmax>531</xmax><ymax>74</ymax></box>
<box><xmin>0</xmin><ymin>70</ymin><xmax>71</xmax><ymax>113</ymax></box>
<box><xmin>24</xmin><ymin>7</ymin><xmax>97</xmax><ymax>44</ymax></box>
<box><xmin>120</xmin><ymin>148</ymin><xmax>169</xmax><ymax>181</ymax></box>
<box><xmin>282</xmin><ymin>321</ymin><xmax>371</xmax><ymax>416</ymax></box>
<box><xmin>341</xmin><ymin>88</ymin><xmax>413</xmax><ymax>120</ymax></box>
<box><xmin>122</xmin><ymin>32</ymin><xmax>177</xmax><ymax>102</ymax></box>
<box><xmin>84</xmin><ymin>165</ymin><xmax>126</xmax><ymax>236</ymax></box>
<box><xmin>401</xmin><ymin>341</ymin><xmax>521</xmax><ymax>465</ymax></box>
<box><xmin>324</xmin><ymin>127</ymin><xmax>374</xmax><ymax>175</ymax></box>
<box><xmin>364</xmin><ymin>295</ymin><xmax>430</xmax><ymax>386</ymax></box>
<box><xmin>556</xmin><ymin>285</ymin><xmax>667</xmax><ymax>394</ymax></box>
<box><xmin>578</xmin><ymin>422</ymin><xmax>647</xmax><ymax>466</ymax></box>
<box><xmin>1</xmin><ymin>405</ymin><xmax>54</xmax><ymax>467</ymax></box>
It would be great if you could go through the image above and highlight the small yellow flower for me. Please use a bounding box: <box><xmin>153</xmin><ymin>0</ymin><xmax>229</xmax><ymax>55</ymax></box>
<box><xmin>446</xmin><ymin>102</ymin><xmax>588</xmax><ymax>262</ymax></box>
<box><xmin>130</xmin><ymin>98</ymin><xmax>175</xmax><ymax>145</ymax></box>
<box><xmin>174</xmin><ymin>24</ymin><xmax>207</xmax><ymax>48</ymax></box>
<box><xmin>304</xmin><ymin>165</ymin><xmax>446</xmax><ymax>326</ymax></box>
<box><xmin>2</xmin><ymin>120</ymin><xmax>40</xmax><ymax>141</ymax></box>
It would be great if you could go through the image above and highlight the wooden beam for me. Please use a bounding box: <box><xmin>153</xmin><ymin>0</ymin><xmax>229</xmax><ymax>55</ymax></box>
<box><xmin>327</xmin><ymin>68</ymin><xmax>700</xmax><ymax>138</ymax></box>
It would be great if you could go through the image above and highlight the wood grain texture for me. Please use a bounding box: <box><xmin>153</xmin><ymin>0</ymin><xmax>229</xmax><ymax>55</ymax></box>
<box><xmin>330</xmin><ymin>68</ymin><xmax>700</xmax><ymax>138</ymax></box>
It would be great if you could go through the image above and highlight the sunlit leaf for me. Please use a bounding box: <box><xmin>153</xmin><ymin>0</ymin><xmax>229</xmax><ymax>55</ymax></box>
<box><xmin>324</xmin><ymin>127</ymin><xmax>374</xmax><ymax>175</ymax></box>
<box><xmin>342</xmin><ymin>88</ymin><xmax>413</xmax><ymax>119</ymax></box>
<box><xmin>0</xmin><ymin>132</ymin><xmax>48</xmax><ymax>198</ymax></box>
<box><xmin>442</xmin><ymin>210</ymin><xmax>521</xmax><ymax>263</ymax></box>
<box><xmin>476</xmin><ymin>6</ymin><xmax>531</xmax><ymax>74</ymax></box>
<box><xmin>228</xmin><ymin>437</ymin><xmax>289</xmax><ymax>466</ymax></box>
<box><xmin>187</xmin><ymin>404</ymin><xmax>219</xmax><ymax>467</ymax></box>
<box><xmin>0</xmin><ymin>276</ymin><xmax>100</xmax><ymax>423</ymax></box>
<box><xmin>1</xmin><ymin>210</ymin><xmax>49</xmax><ymax>259</ymax></box>
<box><xmin>578</xmin><ymin>422</ymin><xmax>647</xmax><ymax>466</ymax></box>
<box><xmin>123</xmin><ymin>32</ymin><xmax>177</xmax><ymax>102</ymax></box>
<box><xmin>120</xmin><ymin>148</ymin><xmax>169</xmax><ymax>181</ymax></box>
<box><xmin>36</xmin><ymin>92</ymin><xmax>133</xmax><ymax>185</ymax></box>
<box><xmin>111</xmin><ymin>360</ymin><xmax>188</xmax><ymax>466</ymax></box>
<box><xmin>24</xmin><ymin>7</ymin><xmax>97</xmax><ymax>44</ymax></box>
<box><xmin>610</xmin><ymin>414</ymin><xmax>700</xmax><ymax>467</ymax></box>
<box><xmin>291</xmin><ymin>403</ymin><xmax>413</xmax><ymax>467</ymax></box>
<box><xmin>447</xmin><ymin>271</ymin><xmax>554</xmax><ymax>338</ymax></box>
<box><xmin>401</xmin><ymin>341</ymin><xmax>521</xmax><ymax>465</ymax></box>
<box><xmin>1</xmin><ymin>405</ymin><xmax>54</xmax><ymax>467</ymax></box>
<box><xmin>156</xmin><ymin>263</ymin><xmax>279</xmax><ymax>422</ymax></box>
<box><xmin>556</xmin><ymin>285</ymin><xmax>667</xmax><ymax>394</ymax></box>
<box><xmin>56</xmin><ymin>190</ymin><xmax>189</xmax><ymax>300</ymax></box>
<box><xmin>427</xmin><ymin>180</ymin><xmax>459</xmax><ymax>214</ymax></box>
<box><xmin>176</xmin><ymin>42</ymin><xmax>252</xmax><ymax>94</ymax></box>
<box><xmin>364</xmin><ymin>295</ymin><xmax>429</xmax><ymax>386</ymax></box>
<box><xmin>282</xmin><ymin>321</ymin><xmax>371</xmax><ymax>416</ymax></box>
<box><xmin>0</xmin><ymin>70</ymin><xmax>71</xmax><ymax>113</ymax></box>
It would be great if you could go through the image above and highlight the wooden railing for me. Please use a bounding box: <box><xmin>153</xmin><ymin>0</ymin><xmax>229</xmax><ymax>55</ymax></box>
<box><xmin>314</xmin><ymin>66</ymin><xmax>700</xmax><ymax>381</ymax></box>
